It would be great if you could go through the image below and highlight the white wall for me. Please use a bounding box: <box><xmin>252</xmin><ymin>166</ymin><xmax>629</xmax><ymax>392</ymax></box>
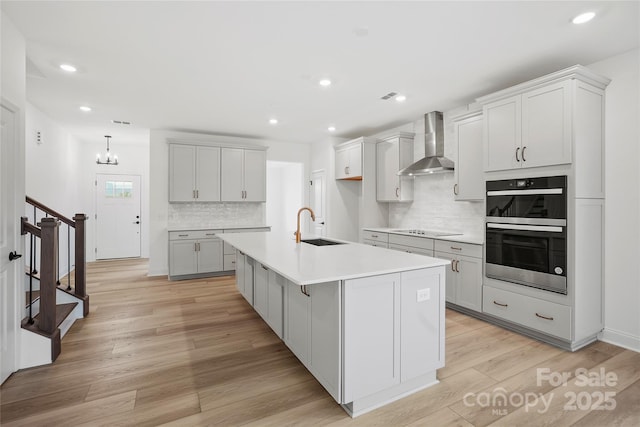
<box><xmin>588</xmin><ymin>49</ymin><xmax>640</xmax><ymax>351</ymax></box>
<box><xmin>148</xmin><ymin>129</ymin><xmax>311</xmax><ymax>276</ymax></box>
<box><xmin>25</xmin><ymin>103</ymin><xmax>82</xmax><ymax>277</ymax></box>
<box><xmin>25</xmin><ymin>103</ymin><xmax>151</xmax><ymax>265</ymax></box>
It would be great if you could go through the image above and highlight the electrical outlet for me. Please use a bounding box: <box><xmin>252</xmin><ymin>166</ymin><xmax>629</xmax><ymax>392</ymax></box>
<box><xmin>417</xmin><ymin>288</ymin><xmax>430</xmax><ymax>302</ymax></box>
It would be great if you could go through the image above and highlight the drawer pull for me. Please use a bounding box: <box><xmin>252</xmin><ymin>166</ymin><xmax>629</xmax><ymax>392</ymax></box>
<box><xmin>178</xmin><ymin>234</ymin><xmax>189</xmax><ymax>237</ymax></box>
<box><xmin>205</xmin><ymin>233</ymin><xmax>216</xmax><ymax>236</ymax></box>
<box><xmin>371</xmin><ymin>234</ymin><xmax>378</xmax><ymax>238</ymax></box>
<box><xmin>493</xmin><ymin>300</ymin><xmax>508</xmax><ymax>307</ymax></box>
<box><xmin>535</xmin><ymin>313</ymin><xmax>554</xmax><ymax>321</ymax></box>
<box><xmin>451</xmin><ymin>246</ymin><xmax>462</xmax><ymax>251</ymax></box>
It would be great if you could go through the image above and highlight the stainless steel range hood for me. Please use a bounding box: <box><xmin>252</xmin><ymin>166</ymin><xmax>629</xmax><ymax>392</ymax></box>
<box><xmin>397</xmin><ymin>111</ymin><xmax>454</xmax><ymax>176</ymax></box>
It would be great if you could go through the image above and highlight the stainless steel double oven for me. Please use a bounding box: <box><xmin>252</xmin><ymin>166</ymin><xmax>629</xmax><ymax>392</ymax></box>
<box><xmin>485</xmin><ymin>176</ymin><xmax>567</xmax><ymax>294</ymax></box>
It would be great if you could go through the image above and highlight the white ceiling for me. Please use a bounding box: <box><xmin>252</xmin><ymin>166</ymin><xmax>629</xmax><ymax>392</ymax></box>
<box><xmin>2</xmin><ymin>1</ymin><xmax>639</xmax><ymax>146</ymax></box>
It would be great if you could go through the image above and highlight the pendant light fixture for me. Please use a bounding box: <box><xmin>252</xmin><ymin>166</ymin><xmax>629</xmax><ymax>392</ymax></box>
<box><xmin>96</xmin><ymin>135</ymin><xmax>119</xmax><ymax>165</ymax></box>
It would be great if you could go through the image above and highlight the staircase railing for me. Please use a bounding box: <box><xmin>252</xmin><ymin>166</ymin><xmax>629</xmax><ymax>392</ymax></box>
<box><xmin>23</xmin><ymin>196</ymin><xmax>89</xmax><ymax>322</ymax></box>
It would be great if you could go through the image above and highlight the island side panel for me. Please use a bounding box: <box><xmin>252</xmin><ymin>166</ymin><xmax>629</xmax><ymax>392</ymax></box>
<box><xmin>400</xmin><ymin>267</ymin><xmax>446</xmax><ymax>381</ymax></box>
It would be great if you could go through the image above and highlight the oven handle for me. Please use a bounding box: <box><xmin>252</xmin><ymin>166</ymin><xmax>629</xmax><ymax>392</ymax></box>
<box><xmin>487</xmin><ymin>223</ymin><xmax>564</xmax><ymax>233</ymax></box>
<box><xmin>487</xmin><ymin>188</ymin><xmax>563</xmax><ymax>196</ymax></box>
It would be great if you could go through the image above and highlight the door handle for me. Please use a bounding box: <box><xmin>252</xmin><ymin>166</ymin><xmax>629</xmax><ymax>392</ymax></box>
<box><xmin>134</xmin><ymin>221</ymin><xmax>140</xmax><ymax>224</ymax></box>
<box><xmin>9</xmin><ymin>251</ymin><xmax>22</xmax><ymax>261</ymax></box>
<box><xmin>320</xmin><ymin>222</ymin><xmax>325</xmax><ymax>225</ymax></box>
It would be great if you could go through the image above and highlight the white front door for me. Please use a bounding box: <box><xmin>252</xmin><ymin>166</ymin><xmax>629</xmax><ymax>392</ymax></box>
<box><xmin>1</xmin><ymin>101</ymin><xmax>20</xmax><ymax>384</ymax></box>
<box><xmin>96</xmin><ymin>174</ymin><xmax>141</xmax><ymax>259</ymax></box>
<box><xmin>310</xmin><ymin>170</ymin><xmax>326</xmax><ymax>237</ymax></box>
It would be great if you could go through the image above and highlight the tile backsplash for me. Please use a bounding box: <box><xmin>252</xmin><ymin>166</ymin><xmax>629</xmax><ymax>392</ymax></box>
<box><xmin>168</xmin><ymin>202</ymin><xmax>265</xmax><ymax>229</ymax></box>
<box><xmin>389</xmin><ymin>173</ymin><xmax>485</xmax><ymax>237</ymax></box>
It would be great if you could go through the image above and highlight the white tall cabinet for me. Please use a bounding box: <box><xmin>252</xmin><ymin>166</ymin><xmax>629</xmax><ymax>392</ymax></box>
<box><xmin>376</xmin><ymin>133</ymin><xmax>414</xmax><ymax>202</ymax></box>
<box><xmin>221</xmin><ymin>148</ymin><xmax>267</xmax><ymax>202</ymax></box>
<box><xmin>169</xmin><ymin>145</ymin><xmax>221</xmax><ymax>202</ymax></box>
<box><xmin>478</xmin><ymin>65</ymin><xmax>611</xmax><ymax>350</ymax></box>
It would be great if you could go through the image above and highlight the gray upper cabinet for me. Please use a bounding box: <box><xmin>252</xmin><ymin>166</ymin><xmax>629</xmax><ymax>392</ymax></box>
<box><xmin>376</xmin><ymin>133</ymin><xmax>414</xmax><ymax>202</ymax></box>
<box><xmin>169</xmin><ymin>144</ymin><xmax>221</xmax><ymax>202</ymax></box>
<box><xmin>221</xmin><ymin>148</ymin><xmax>267</xmax><ymax>202</ymax></box>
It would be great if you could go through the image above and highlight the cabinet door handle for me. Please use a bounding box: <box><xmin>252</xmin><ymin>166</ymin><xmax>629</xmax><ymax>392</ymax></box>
<box><xmin>451</xmin><ymin>261</ymin><xmax>455</xmax><ymax>272</ymax></box>
<box><xmin>193</xmin><ymin>190</ymin><xmax>196</xmax><ymax>199</ymax></box>
<box><xmin>453</xmin><ymin>184</ymin><xmax>459</xmax><ymax>195</ymax></box>
<box><xmin>261</xmin><ymin>264</ymin><xmax>268</xmax><ymax>271</ymax></box>
<box><xmin>300</xmin><ymin>285</ymin><xmax>310</xmax><ymax>297</ymax></box>
<box><xmin>522</xmin><ymin>146</ymin><xmax>527</xmax><ymax>162</ymax></box>
<box><xmin>493</xmin><ymin>300</ymin><xmax>508</xmax><ymax>307</ymax></box>
<box><xmin>515</xmin><ymin>147</ymin><xmax>520</xmax><ymax>162</ymax></box>
<box><xmin>395</xmin><ymin>187</ymin><xmax>400</xmax><ymax>198</ymax></box>
<box><xmin>455</xmin><ymin>260</ymin><xmax>460</xmax><ymax>273</ymax></box>
<box><xmin>535</xmin><ymin>312</ymin><xmax>554</xmax><ymax>321</ymax></box>
<box><xmin>196</xmin><ymin>189</ymin><xmax>199</xmax><ymax>199</ymax></box>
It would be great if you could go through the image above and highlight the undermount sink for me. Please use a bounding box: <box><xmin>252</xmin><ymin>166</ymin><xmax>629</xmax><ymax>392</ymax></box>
<box><xmin>301</xmin><ymin>238</ymin><xmax>344</xmax><ymax>246</ymax></box>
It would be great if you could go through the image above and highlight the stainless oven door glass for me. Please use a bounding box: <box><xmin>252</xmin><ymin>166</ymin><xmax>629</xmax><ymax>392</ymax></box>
<box><xmin>485</xmin><ymin>223</ymin><xmax>567</xmax><ymax>294</ymax></box>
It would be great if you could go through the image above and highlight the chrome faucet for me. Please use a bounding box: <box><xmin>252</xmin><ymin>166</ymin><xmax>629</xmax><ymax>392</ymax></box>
<box><xmin>295</xmin><ymin>207</ymin><xmax>316</xmax><ymax>243</ymax></box>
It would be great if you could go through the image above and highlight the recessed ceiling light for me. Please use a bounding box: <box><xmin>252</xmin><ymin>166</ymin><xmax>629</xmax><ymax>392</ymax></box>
<box><xmin>79</xmin><ymin>106</ymin><xmax>91</xmax><ymax>112</ymax></box>
<box><xmin>328</xmin><ymin>126</ymin><xmax>336</xmax><ymax>132</ymax></box>
<box><xmin>269</xmin><ymin>118</ymin><xmax>278</xmax><ymax>125</ymax></box>
<box><xmin>572</xmin><ymin>12</ymin><xmax>596</xmax><ymax>24</ymax></box>
<box><xmin>60</xmin><ymin>64</ymin><xmax>77</xmax><ymax>72</ymax></box>
<box><xmin>395</xmin><ymin>95</ymin><xmax>407</xmax><ymax>102</ymax></box>
<box><xmin>319</xmin><ymin>79</ymin><xmax>332</xmax><ymax>87</ymax></box>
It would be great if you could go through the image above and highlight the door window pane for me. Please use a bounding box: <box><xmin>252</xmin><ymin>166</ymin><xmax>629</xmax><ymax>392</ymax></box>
<box><xmin>105</xmin><ymin>181</ymin><xmax>133</xmax><ymax>198</ymax></box>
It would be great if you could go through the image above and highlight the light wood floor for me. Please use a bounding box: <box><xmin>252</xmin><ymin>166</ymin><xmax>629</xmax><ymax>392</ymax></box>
<box><xmin>1</xmin><ymin>259</ymin><xmax>638</xmax><ymax>426</ymax></box>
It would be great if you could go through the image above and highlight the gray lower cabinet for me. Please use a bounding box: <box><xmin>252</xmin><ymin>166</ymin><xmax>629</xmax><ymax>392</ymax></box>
<box><xmin>235</xmin><ymin>251</ymin><xmax>254</xmax><ymax>304</ymax></box>
<box><xmin>168</xmin><ymin>230</ymin><xmax>223</xmax><ymax>279</ymax></box>
<box><xmin>253</xmin><ymin>264</ymin><xmax>284</xmax><ymax>338</ymax></box>
<box><xmin>169</xmin><ymin>227</ymin><xmax>270</xmax><ymax>280</ymax></box>
<box><xmin>434</xmin><ymin>240</ymin><xmax>482</xmax><ymax>312</ymax></box>
<box><xmin>284</xmin><ymin>279</ymin><xmax>341</xmax><ymax>402</ymax></box>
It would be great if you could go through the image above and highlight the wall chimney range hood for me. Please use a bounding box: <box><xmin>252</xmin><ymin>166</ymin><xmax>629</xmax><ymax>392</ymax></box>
<box><xmin>397</xmin><ymin>111</ymin><xmax>454</xmax><ymax>176</ymax></box>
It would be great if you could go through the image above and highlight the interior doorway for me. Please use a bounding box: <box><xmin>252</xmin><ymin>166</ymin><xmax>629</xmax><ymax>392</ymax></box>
<box><xmin>309</xmin><ymin>169</ymin><xmax>326</xmax><ymax>237</ymax></box>
<box><xmin>266</xmin><ymin>161</ymin><xmax>304</xmax><ymax>237</ymax></box>
<box><xmin>95</xmin><ymin>174</ymin><xmax>142</xmax><ymax>259</ymax></box>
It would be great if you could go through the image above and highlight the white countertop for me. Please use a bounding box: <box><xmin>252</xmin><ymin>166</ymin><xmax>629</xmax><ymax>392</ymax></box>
<box><xmin>167</xmin><ymin>225</ymin><xmax>271</xmax><ymax>232</ymax></box>
<box><xmin>363</xmin><ymin>227</ymin><xmax>484</xmax><ymax>245</ymax></box>
<box><xmin>219</xmin><ymin>232</ymin><xmax>450</xmax><ymax>286</ymax></box>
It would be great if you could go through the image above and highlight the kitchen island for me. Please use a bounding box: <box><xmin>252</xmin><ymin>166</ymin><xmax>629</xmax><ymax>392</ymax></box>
<box><xmin>219</xmin><ymin>232</ymin><xmax>449</xmax><ymax>417</ymax></box>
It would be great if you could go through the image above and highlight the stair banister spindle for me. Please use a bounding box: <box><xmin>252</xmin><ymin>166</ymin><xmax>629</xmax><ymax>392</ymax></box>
<box><xmin>28</xmin><ymin>234</ymin><xmax>35</xmax><ymax>325</ymax></box>
<box><xmin>32</xmin><ymin>205</ymin><xmax>38</xmax><ymax>275</ymax></box>
<box><xmin>66</xmin><ymin>226</ymin><xmax>72</xmax><ymax>291</ymax></box>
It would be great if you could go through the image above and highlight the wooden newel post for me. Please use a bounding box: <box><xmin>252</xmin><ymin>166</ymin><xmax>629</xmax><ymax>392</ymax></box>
<box><xmin>74</xmin><ymin>214</ymin><xmax>87</xmax><ymax>298</ymax></box>
<box><xmin>39</xmin><ymin>217</ymin><xmax>59</xmax><ymax>334</ymax></box>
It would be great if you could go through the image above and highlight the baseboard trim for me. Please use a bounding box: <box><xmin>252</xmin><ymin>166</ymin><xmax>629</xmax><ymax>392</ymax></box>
<box><xmin>598</xmin><ymin>328</ymin><xmax>640</xmax><ymax>353</ymax></box>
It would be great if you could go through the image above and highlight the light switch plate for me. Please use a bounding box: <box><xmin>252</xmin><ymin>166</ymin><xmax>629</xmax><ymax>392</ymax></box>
<box><xmin>417</xmin><ymin>288</ymin><xmax>430</xmax><ymax>302</ymax></box>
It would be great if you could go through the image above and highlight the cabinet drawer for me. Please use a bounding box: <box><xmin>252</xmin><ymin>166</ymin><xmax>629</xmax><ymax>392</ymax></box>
<box><xmin>434</xmin><ymin>240</ymin><xmax>482</xmax><ymax>258</ymax></box>
<box><xmin>169</xmin><ymin>229</ymin><xmax>223</xmax><ymax>240</ymax></box>
<box><xmin>389</xmin><ymin>243</ymin><xmax>434</xmax><ymax>257</ymax></box>
<box><xmin>224</xmin><ymin>254</ymin><xmax>236</xmax><ymax>270</ymax></box>
<box><xmin>483</xmin><ymin>285</ymin><xmax>571</xmax><ymax>340</ymax></box>
<box><xmin>362</xmin><ymin>230</ymin><xmax>388</xmax><ymax>243</ymax></box>
<box><xmin>388</xmin><ymin>234</ymin><xmax>434</xmax><ymax>251</ymax></box>
<box><xmin>363</xmin><ymin>239</ymin><xmax>388</xmax><ymax>248</ymax></box>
